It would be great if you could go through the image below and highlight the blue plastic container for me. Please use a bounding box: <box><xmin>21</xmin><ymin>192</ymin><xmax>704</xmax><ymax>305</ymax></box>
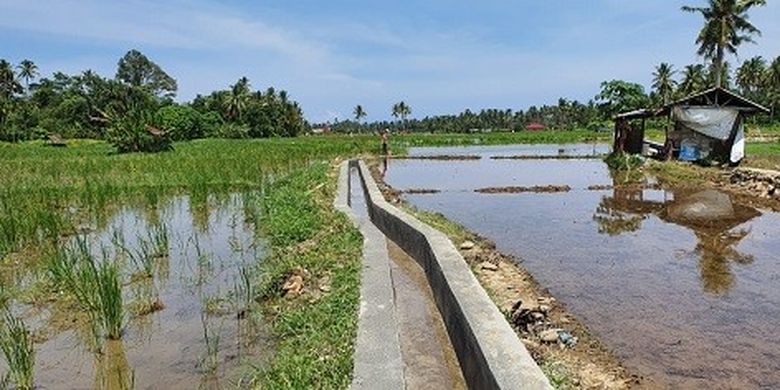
<box><xmin>679</xmin><ymin>144</ymin><xmax>700</xmax><ymax>161</ymax></box>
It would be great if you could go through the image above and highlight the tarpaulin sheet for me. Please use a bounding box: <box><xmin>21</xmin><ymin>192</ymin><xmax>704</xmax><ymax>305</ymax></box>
<box><xmin>672</xmin><ymin>106</ymin><xmax>739</xmax><ymax>140</ymax></box>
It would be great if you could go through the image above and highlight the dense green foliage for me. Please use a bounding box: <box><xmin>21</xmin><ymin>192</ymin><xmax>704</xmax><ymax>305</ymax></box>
<box><xmin>0</xmin><ymin>51</ymin><xmax>308</xmax><ymax>151</ymax></box>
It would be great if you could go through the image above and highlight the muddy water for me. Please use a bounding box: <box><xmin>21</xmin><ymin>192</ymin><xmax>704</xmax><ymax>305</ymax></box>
<box><xmin>384</xmin><ymin>145</ymin><xmax>780</xmax><ymax>389</ymax></box>
<box><xmin>1</xmin><ymin>193</ymin><xmax>270</xmax><ymax>389</ymax></box>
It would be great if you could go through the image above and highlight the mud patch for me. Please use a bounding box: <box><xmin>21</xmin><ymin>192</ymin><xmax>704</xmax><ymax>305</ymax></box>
<box><xmin>491</xmin><ymin>155</ymin><xmax>605</xmax><ymax>160</ymax></box>
<box><xmin>395</xmin><ymin>155</ymin><xmax>481</xmax><ymax>161</ymax></box>
<box><xmin>402</xmin><ymin>189</ymin><xmax>442</xmax><ymax>195</ymax></box>
<box><xmin>475</xmin><ymin>185</ymin><xmax>571</xmax><ymax>194</ymax></box>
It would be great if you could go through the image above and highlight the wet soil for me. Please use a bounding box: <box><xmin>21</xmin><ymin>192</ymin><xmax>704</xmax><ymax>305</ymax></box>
<box><xmin>402</xmin><ymin>189</ymin><xmax>442</xmax><ymax>194</ymax></box>
<box><xmin>475</xmin><ymin>185</ymin><xmax>572</xmax><ymax>194</ymax></box>
<box><xmin>395</xmin><ymin>155</ymin><xmax>482</xmax><ymax>161</ymax></box>
<box><xmin>491</xmin><ymin>155</ymin><xmax>605</xmax><ymax>160</ymax></box>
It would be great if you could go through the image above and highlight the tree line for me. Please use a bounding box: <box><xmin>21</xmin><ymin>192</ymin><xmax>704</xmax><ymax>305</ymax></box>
<box><xmin>0</xmin><ymin>50</ymin><xmax>308</xmax><ymax>150</ymax></box>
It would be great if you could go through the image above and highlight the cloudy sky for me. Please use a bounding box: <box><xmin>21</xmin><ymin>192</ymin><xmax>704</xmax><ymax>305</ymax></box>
<box><xmin>1</xmin><ymin>0</ymin><xmax>778</xmax><ymax>122</ymax></box>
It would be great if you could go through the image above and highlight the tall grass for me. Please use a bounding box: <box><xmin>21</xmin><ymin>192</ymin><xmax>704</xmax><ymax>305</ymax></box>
<box><xmin>0</xmin><ymin>310</ymin><xmax>35</xmax><ymax>390</ymax></box>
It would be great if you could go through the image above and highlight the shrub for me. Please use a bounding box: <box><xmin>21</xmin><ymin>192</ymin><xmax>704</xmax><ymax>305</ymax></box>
<box><xmin>157</xmin><ymin>104</ymin><xmax>203</xmax><ymax>141</ymax></box>
<box><xmin>106</xmin><ymin>106</ymin><xmax>172</xmax><ymax>153</ymax></box>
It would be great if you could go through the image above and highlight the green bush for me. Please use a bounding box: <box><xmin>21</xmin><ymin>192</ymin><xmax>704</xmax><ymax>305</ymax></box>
<box><xmin>106</xmin><ymin>107</ymin><xmax>172</xmax><ymax>153</ymax></box>
<box><xmin>157</xmin><ymin>104</ymin><xmax>203</xmax><ymax>141</ymax></box>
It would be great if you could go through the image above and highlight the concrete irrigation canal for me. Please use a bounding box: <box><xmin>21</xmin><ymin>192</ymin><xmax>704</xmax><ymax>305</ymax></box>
<box><xmin>375</xmin><ymin>143</ymin><xmax>780</xmax><ymax>388</ymax></box>
<box><xmin>337</xmin><ymin>160</ymin><xmax>552</xmax><ymax>390</ymax></box>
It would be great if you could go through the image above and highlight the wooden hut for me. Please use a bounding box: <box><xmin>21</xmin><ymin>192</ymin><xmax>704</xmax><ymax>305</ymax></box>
<box><xmin>614</xmin><ymin>88</ymin><xmax>769</xmax><ymax>163</ymax></box>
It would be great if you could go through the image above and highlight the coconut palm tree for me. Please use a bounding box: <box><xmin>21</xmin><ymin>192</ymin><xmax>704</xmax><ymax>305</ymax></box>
<box><xmin>735</xmin><ymin>56</ymin><xmax>766</xmax><ymax>97</ymax></box>
<box><xmin>0</xmin><ymin>60</ymin><xmax>22</xmax><ymax>100</ymax></box>
<box><xmin>679</xmin><ymin>64</ymin><xmax>708</xmax><ymax>96</ymax></box>
<box><xmin>224</xmin><ymin>77</ymin><xmax>251</xmax><ymax>121</ymax></box>
<box><xmin>16</xmin><ymin>59</ymin><xmax>38</xmax><ymax>92</ymax></box>
<box><xmin>767</xmin><ymin>56</ymin><xmax>780</xmax><ymax>119</ymax></box>
<box><xmin>707</xmin><ymin>61</ymin><xmax>732</xmax><ymax>89</ymax></box>
<box><xmin>652</xmin><ymin>63</ymin><xmax>677</xmax><ymax>105</ymax></box>
<box><xmin>353</xmin><ymin>105</ymin><xmax>366</xmax><ymax>122</ymax></box>
<box><xmin>682</xmin><ymin>0</ymin><xmax>766</xmax><ymax>88</ymax></box>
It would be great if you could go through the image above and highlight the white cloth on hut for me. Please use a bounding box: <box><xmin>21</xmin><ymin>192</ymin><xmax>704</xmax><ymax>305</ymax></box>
<box><xmin>672</xmin><ymin>106</ymin><xmax>744</xmax><ymax>163</ymax></box>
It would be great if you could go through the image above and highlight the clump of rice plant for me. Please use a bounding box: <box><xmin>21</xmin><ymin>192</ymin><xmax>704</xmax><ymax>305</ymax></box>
<box><xmin>47</xmin><ymin>238</ymin><xmax>125</xmax><ymax>340</ymax></box>
<box><xmin>604</xmin><ymin>152</ymin><xmax>644</xmax><ymax>171</ymax></box>
<box><xmin>0</xmin><ymin>310</ymin><xmax>35</xmax><ymax>390</ymax></box>
<box><xmin>117</xmin><ymin>226</ymin><xmax>168</xmax><ymax>280</ymax></box>
<box><xmin>95</xmin><ymin>261</ymin><xmax>124</xmax><ymax>340</ymax></box>
<box><xmin>234</xmin><ymin>264</ymin><xmax>255</xmax><ymax>316</ymax></box>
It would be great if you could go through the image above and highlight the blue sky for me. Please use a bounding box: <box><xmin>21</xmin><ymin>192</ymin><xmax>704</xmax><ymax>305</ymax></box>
<box><xmin>1</xmin><ymin>0</ymin><xmax>778</xmax><ymax>122</ymax></box>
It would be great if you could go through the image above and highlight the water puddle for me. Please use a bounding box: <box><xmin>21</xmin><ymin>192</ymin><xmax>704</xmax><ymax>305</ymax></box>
<box><xmin>383</xmin><ymin>144</ymin><xmax>780</xmax><ymax>388</ymax></box>
<box><xmin>1</xmin><ymin>193</ymin><xmax>271</xmax><ymax>388</ymax></box>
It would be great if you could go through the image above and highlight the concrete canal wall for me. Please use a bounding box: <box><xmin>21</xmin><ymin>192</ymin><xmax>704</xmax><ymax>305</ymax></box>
<box><xmin>346</xmin><ymin>160</ymin><xmax>551</xmax><ymax>390</ymax></box>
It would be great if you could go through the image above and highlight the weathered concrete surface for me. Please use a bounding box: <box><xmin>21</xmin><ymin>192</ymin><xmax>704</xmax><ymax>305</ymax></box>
<box><xmin>336</xmin><ymin>162</ymin><xmax>405</xmax><ymax>390</ymax></box>
<box><xmin>351</xmin><ymin>160</ymin><xmax>552</xmax><ymax>390</ymax></box>
<box><xmin>387</xmin><ymin>239</ymin><xmax>467</xmax><ymax>390</ymax></box>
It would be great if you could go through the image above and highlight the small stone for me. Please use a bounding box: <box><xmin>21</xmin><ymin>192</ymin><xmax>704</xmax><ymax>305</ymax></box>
<box><xmin>539</xmin><ymin>329</ymin><xmax>561</xmax><ymax>343</ymax></box>
<box><xmin>480</xmin><ymin>261</ymin><xmax>498</xmax><ymax>271</ymax></box>
<box><xmin>538</xmin><ymin>304</ymin><xmax>551</xmax><ymax>313</ymax></box>
<box><xmin>460</xmin><ymin>240</ymin><xmax>476</xmax><ymax>250</ymax></box>
<box><xmin>522</xmin><ymin>339</ymin><xmax>541</xmax><ymax>350</ymax></box>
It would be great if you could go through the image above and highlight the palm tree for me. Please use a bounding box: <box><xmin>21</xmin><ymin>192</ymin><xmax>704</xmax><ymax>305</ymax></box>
<box><xmin>679</xmin><ymin>64</ymin><xmax>707</xmax><ymax>96</ymax></box>
<box><xmin>0</xmin><ymin>60</ymin><xmax>22</xmax><ymax>100</ymax></box>
<box><xmin>392</xmin><ymin>101</ymin><xmax>411</xmax><ymax>126</ymax></box>
<box><xmin>707</xmin><ymin>61</ymin><xmax>732</xmax><ymax>89</ymax></box>
<box><xmin>16</xmin><ymin>59</ymin><xmax>38</xmax><ymax>92</ymax></box>
<box><xmin>767</xmin><ymin>56</ymin><xmax>780</xmax><ymax>119</ymax></box>
<box><xmin>682</xmin><ymin>0</ymin><xmax>766</xmax><ymax>88</ymax></box>
<box><xmin>735</xmin><ymin>56</ymin><xmax>766</xmax><ymax>97</ymax></box>
<box><xmin>353</xmin><ymin>105</ymin><xmax>366</xmax><ymax>122</ymax></box>
<box><xmin>652</xmin><ymin>63</ymin><xmax>677</xmax><ymax>105</ymax></box>
<box><xmin>224</xmin><ymin>77</ymin><xmax>251</xmax><ymax>121</ymax></box>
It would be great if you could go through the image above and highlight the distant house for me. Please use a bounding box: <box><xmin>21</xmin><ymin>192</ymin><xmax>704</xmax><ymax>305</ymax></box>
<box><xmin>614</xmin><ymin>87</ymin><xmax>769</xmax><ymax>164</ymax></box>
<box><xmin>526</xmin><ymin>123</ymin><xmax>546</xmax><ymax>131</ymax></box>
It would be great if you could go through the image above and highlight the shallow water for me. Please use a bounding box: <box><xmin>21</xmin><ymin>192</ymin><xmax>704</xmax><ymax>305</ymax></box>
<box><xmin>407</xmin><ymin>143</ymin><xmax>609</xmax><ymax>158</ymax></box>
<box><xmin>1</xmin><ymin>193</ymin><xmax>270</xmax><ymax>389</ymax></box>
<box><xmin>384</xmin><ymin>144</ymin><xmax>780</xmax><ymax>389</ymax></box>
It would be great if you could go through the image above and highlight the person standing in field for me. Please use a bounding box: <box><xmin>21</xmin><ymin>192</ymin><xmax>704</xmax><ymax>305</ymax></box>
<box><xmin>381</xmin><ymin>128</ymin><xmax>390</xmax><ymax>155</ymax></box>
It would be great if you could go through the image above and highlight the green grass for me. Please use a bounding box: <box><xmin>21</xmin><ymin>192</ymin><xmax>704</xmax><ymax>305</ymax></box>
<box><xmin>0</xmin><ymin>310</ymin><xmax>35</xmax><ymax>390</ymax></box>
<box><xmin>253</xmin><ymin>163</ymin><xmax>362</xmax><ymax>389</ymax></box>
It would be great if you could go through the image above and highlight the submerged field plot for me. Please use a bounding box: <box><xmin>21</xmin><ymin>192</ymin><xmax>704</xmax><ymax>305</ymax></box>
<box><xmin>384</xmin><ymin>144</ymin><xmax>780</xmax><ymax>388</ymax></box>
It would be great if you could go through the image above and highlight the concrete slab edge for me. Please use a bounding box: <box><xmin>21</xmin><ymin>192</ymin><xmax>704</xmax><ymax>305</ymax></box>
<box><xmin>336</xmin><ymin>162</ymin><xmax>405</xmax><ymax>390</ymax></box>
<box><xmin>351</xmin><ymin>160</ymin><xmax>552</xmax><ymax>390</ymax></box>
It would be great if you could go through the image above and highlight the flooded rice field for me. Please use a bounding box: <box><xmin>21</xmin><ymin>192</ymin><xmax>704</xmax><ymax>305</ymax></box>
<box><xmin>385</xmin><ymin>144</ymin><xmax>780</xmax><ymax>389</ymax></box>
<box><xmin>0</xmin><ymin>193</ymin><xmax>270</xmax><ymax>389</ymax></box>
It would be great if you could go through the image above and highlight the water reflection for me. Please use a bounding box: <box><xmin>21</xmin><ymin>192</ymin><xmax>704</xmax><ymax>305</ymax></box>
<box><xmin>596</xmin><ymin>187</ymin><xmax>760</xmax><ymax>295</ymax></box>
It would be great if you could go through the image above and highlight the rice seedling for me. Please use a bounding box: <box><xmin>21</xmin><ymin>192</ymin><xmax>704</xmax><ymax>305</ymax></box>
<box><xmin>234</xmin><ymin>264</ymin><xmax>254</xmax><ymax>316</ymax></box>
<box><xmin>46</xmin><ymin>238</ymin><xmax>125</xmax><ymax>340</ymax></box>
<box><xmin>95</xmin><ymin>260</ymin><xmax>124</xmax><ymax>340</ymax></box>
<box><xmin>199</xmin><ymin>311</ymin><xmax>222</xmax><ymax>374</ymax></box>
<box><xmin>0</xmin><ymin>310</ymin><xmax>35</xmax><ymax>390</ymax></box>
